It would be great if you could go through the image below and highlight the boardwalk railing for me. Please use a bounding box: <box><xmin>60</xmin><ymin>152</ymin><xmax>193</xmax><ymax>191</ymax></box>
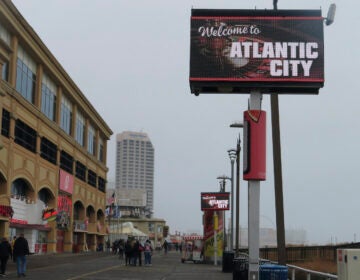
<box><xmin>238</xmin><ymin>253</ymin><xmax>338</xmax><ymax>280</ymax></box>
<box><xmin>287</xmin><ymin>264</ymin><xmax>338</xmax><ymax>280</ymax></box>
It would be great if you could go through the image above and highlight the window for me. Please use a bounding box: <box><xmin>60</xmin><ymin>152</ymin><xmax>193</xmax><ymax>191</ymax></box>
<box><xmin>60</xmin><ymin>95</ymin><xmax>72</xmax><ymax>135</ymax></box>
<box><xmin>40</xmin><ymin>137</ymin><xmax>57</xmax><ymax>165</ymax></box>
<box><xmin>148</xmin><ymin>223</ymin><xmax>154</xmax><ymax>232</ymax></box>
<box><xmin>75</xmin><ymin>161</ymin><xmax>86</xmax><ymax>181</ymax></box>
<box><xmin>14</xmin><ymin>119</ymin><xmax>36</xmax><ymax>153</ymax></box>
<box><xmin>1</xmin><ymin>109</ymin><xmax>10</xmax><ymax>138</ymax></box>
<box><xmin>87</xmin><ymin>169</ymin><xmax>97</xmax><ymax>187</ymax></box>
<box><xmin>98</xmin><ymin>177</ymin><xmax>105</xmax><ymax>192</ymax></box>
<box><xmin>87</xmin><ymin>124</ymin><xmax>95</xmax><ymax>155</ymax></box>
<box><xmin>75</xmin><ymin>111</ymin><xmax>85</xmax><ymax>146</ymax></box>
<box><xmin>11</xmin><ymin>179</ymin><xmax>27</xmax><ymax>197</ymax></box>
<box><xmin>0</xmin><ymin>23</ymin><xmax>11</xmax><ymax>46</ymax></box>
<box><xmin>60</xmin><ymin>150</ymin><xmax>73</xmax><ymax>174</ymax></box>
<box><xmin>2</xmin><ymin>62</ymin><xmax>8</xmax><ymax>81</ymax></box>
<box><xmin>16</xmin><ymin>45</ymin><xmax>36</xmax><ymax>104</ymax></box>
<box><xmin>41</xmin><ymin>73</ymin><xmax>56</xmax><ymax>121</ymax></box>
<box><xmin>98</xmin><ymin>138</ymin><xmax>104</xmax><ymax>162</ymax></box>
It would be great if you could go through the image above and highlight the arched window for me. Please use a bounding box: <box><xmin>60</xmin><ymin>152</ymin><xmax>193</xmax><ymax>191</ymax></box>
<box><xmin>11</xmin><ymin>179</ymin><xmax>28</xmax><ymax>197</ymax></box>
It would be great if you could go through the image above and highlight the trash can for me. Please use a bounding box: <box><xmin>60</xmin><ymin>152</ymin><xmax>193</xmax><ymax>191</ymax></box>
<box><xmin>260</xmin><ymin>264</ymin><xmax>288</xmax><ymax>280</ymax></box>
<box><xmin>232</xmin><ymin>256</ymin><xmax>248</xmax><ymax>280</ymax></box>
<box><xmin>222</xmin><ymin>251</ymin><xmax>235</xmax><ymax>272</ymax></box>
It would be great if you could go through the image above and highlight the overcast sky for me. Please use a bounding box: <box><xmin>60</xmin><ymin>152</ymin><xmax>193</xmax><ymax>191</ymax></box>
<box><xmin>12</xmin><ymin>0</ymin><xmax>359</xmax><ymax>245</ymax></box>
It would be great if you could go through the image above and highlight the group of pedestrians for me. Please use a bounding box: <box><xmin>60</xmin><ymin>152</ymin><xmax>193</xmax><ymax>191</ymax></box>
<box><xmin>112</xmin><ymin>238</ymin><xmax>154</xmax><ymax>266</ymax></box>
<box><xmin>0</xmin><ymin>233</ymin><xmax>29</xmax><ymax>277</ymax></box>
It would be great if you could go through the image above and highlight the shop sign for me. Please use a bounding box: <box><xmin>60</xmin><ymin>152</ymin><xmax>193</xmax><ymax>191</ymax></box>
<box><xmin>73</xmin><ymin>220</ymin><xmax>87</xmax><ymax>232</ymax></box>
<box><xmin>42</xmin><ymin>207</ymin><xmax>58</xmax><ymax>222</ymax></box>
<box><xmin>57</xmin><ymin>194</ymin><xmax>72</xmax><ymax>230</ymax></box>
<box><xmin>56</xmin><ymin>211</ymin><xmax>70</xmax><ymax>230</ymax></box>
<box><xmin>10</xmin><ymin>218</ymin><xmax>28</xmax><ymax>224</ymax></box>
<box><xmin>59</xmin><ymin>169</ymin><xmax>74</xmax><ymax>194</ymax></box>
<box><xmin>0</xmin><ymin>205</ymin><xmax>14</xmax><ymax>218</ymax></box>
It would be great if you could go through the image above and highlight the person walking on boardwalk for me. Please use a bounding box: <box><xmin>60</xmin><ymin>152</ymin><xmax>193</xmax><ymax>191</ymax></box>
<box><xmin>144</xmin><ymin>240</ymin><xmax>153</xmax><ymax>266</ymax></box>
<box><xmin>125</xmin><ymin>239</ymin><xmax>132</xmax><ymax>266</ymax></box>
<box><xmin>118</xmin><ymin>239</ymin><xmax>125</xmax><ymax>264</ymax></box>
<box><xmin>131</xmin><ymin>239</ymin><xmax>139</xmax><ymax>266</ymax></box>
<box><xmin>0</xmin><ymin>237</ymin><xmax>12</xmax><ymax>276</ymax></box>
<box><xmin>162</xmin><ymin>240</ymin><xmax>169</xmax><ymax>255</ymax></box>
<box><xmin>135</xmin><ymin>240</ymin><xmax>143</xmax><ymax>266</ymax></box>
<box><xmin>11</xmin><ymin>236</ymin><xmax>16</xmax><ymax>251</ymax></box>
<box><xmin>13</xmin><ymin>233</ymin><xmax>29</xmax><ymax>277</ymax></box>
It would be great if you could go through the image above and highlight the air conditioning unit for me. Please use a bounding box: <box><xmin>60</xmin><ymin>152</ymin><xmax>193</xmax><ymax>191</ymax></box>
<box><xmin>337</xmin><ymin>249</ymin><xmax>360</xmax><ymax>280</ymax></box>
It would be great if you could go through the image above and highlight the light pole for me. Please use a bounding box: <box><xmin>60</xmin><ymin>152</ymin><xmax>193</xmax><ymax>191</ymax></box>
<box><xmin>227</xmin><ymin>149</ymin><xmax>237</xmax><ymax>252</ymax></box>
<box><xmin>217</xmin><ymin>175</ymin><xmax>230</xmax><ymax>192</ymax></box>
<box><xmin>217</xmin><ymin>175</ymin><xmax>230</xmax><ymax>251</ymax></box>
<box><xmin>230</xmin><ymin>122</ymin><xmax>243</xmax><ymax>257</ymax></box>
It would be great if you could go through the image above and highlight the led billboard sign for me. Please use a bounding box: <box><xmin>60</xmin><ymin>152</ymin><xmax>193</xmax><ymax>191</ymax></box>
<box><xmin>190</xmin><ymin>9</ymin><xmax>324</xmax><ymax>94</ymax></box>
<box><xmin>201</xmin><ymin>192</ymin><xmax>230</xmax><ymax>211</ymax></box>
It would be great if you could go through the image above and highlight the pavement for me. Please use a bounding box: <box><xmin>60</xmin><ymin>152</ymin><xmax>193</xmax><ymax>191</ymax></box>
<box><xmin>4</xmin><ymin>250</ymin><xmax>234</xmax><ymax>279</ymax></box>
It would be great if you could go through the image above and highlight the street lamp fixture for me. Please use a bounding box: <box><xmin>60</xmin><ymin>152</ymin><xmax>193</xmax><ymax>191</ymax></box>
<box><xmin>227</xmin><ymin>149</ymin><xmax>237</xmax><ymax>252</ymax></box>
<box><xmin>216</xmin><ymin>175</ymin><xmax>231</xmax><ymax>192</ymax></box>
<box><xmin>230</xmin><ymin>123</ymin><xmax>243</xmax><ymax>257</ymax></box>
<box><xmin>216</xmin><ymin>175</ymin><xmax>231</xmax><ymax>252</ymax></box>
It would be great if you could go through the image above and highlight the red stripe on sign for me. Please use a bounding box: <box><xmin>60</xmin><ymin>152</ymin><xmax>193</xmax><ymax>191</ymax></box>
<box><xmin>190</xmin><ymin>77</ymin><xmax>324</xmax><ymax>82</ymax></box>
<box><xmin>191</xmin><ymin>16</ymin><xmax>323</xmax><ymax>20</ymax></box>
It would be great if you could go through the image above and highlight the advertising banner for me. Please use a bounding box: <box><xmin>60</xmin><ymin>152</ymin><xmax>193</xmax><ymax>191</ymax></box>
<box><xmin>57</xmin><ymin>194</ymin><xmax>72</xmax><ymax>230</ymax></box>
<box><xmin>59</xmin><ymin>169</ymin><xmax>74</xmax><ymax>195</ymax></box>
<box><xmin>201</xmin><ymin>192</ymin><xmax>230</xmax><ymax>211</ymax></box>
<box><xmin>190</xmin><ymin>9</ymin><xmax>324</xmax><ymax>94</ymax></box>
<box><xmin>203</xmin><ymin>210</ymin><xmax>224</xmax><ymax>260</ymax></box>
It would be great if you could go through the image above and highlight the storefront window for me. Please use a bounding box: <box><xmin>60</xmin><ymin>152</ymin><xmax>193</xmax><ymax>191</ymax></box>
<box><xmin>37</xmin><ymin>231</ymin><xmax>47</xmax><ymax>243</ymax></box>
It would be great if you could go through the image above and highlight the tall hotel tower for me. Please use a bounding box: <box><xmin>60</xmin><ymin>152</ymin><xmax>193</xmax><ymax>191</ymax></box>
<box><xmin>115</xmin><ymin>131</ymin><xmax>155</xmax><ymax>212</ymax></box>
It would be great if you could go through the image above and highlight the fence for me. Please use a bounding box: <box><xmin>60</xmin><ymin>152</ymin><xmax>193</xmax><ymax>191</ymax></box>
<box><xmin>260</xmin><ymin>245</ymin><xmax>338</xmax><ymax>263</ymax></box>
<box><xmin>287</xmin><ymin>264</ymin><xmax>337</xmax><ymax>280</ymax></box>
<box><xmin>259</xmin><ymin>245</ymin><xmax>339</xmax><ymax>279</ymax></box>
<box><xmin>237</xmin><ymin>243</ymin><xmax>360</xmax><ymax>279</ymax></box>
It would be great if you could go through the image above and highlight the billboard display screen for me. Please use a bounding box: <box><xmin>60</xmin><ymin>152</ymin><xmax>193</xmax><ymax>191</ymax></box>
<box><xmin>190</xmin><ymin>9</ymin><xmax>324</xmax><ymax>94</ymax></box>
<box><xmin>201</xmin><ymin>192</ymin><xmax>230</xmax><ymax>211</ymax></box>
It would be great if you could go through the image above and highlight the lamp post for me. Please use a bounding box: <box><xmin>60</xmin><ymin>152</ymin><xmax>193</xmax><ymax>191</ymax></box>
<box><xmin>217</xmin><ymin>175</ymin><xmax>230</xmax><ymax>192</ymax></box>
<box><xmin>230</xmin><ymin>122</ymin><xmax>243</xmax><ymax>257</ymax></box>
<box><xmin>227</xmin><ymin>149</ymin><xmax>237</xmax><ymax>252</ymax></box>
<box><xmin>216</xmin><ymin>175</ymin><xmax>230</xmax><ymax>251</ymax></box>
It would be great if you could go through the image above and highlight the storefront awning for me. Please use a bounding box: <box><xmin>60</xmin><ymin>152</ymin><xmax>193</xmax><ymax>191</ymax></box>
<box><xmin>10</xmin><ymin>222</ymin><xmax>51</xmax><ymax>231</ymax></box>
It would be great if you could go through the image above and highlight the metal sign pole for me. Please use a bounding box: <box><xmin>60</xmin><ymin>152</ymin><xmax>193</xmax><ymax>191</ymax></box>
<box><xmin>248</xmin><ymin>91</ymin><xmax>262</xmax><ymax>280</ymax></box>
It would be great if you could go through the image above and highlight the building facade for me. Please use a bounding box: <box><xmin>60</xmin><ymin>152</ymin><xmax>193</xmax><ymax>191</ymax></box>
<box><xmin>115</xmin><ymin>131</ymin><xmax>154</xmax><ymax>212</ymax></box>
<box><xmin>0</xmin><ymin>0</ymin><xmax>112</xmax><ymax>253</ymax></box>
<box><xmin>107</xmin><ymin>216</ymin><xmax>166</xmax><ymax>247</ymax></box>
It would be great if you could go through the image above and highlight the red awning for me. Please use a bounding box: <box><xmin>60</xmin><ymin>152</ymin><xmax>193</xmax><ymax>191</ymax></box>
<box><xmin>183</xmin><ymin>235</ymin><xmax>204</xmax><ymax>241</ymax></box>
<box><xmin>10</xmin><ymin>223</ymin><xmax>51</xmax><ymax>232</ymax></box>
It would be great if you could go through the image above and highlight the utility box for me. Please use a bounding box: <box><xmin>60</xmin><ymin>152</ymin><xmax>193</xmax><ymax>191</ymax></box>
<box><xmin>337</xmin><ymin>249</ymin><xmax>360</xmax><ymax>280</ymax></box>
